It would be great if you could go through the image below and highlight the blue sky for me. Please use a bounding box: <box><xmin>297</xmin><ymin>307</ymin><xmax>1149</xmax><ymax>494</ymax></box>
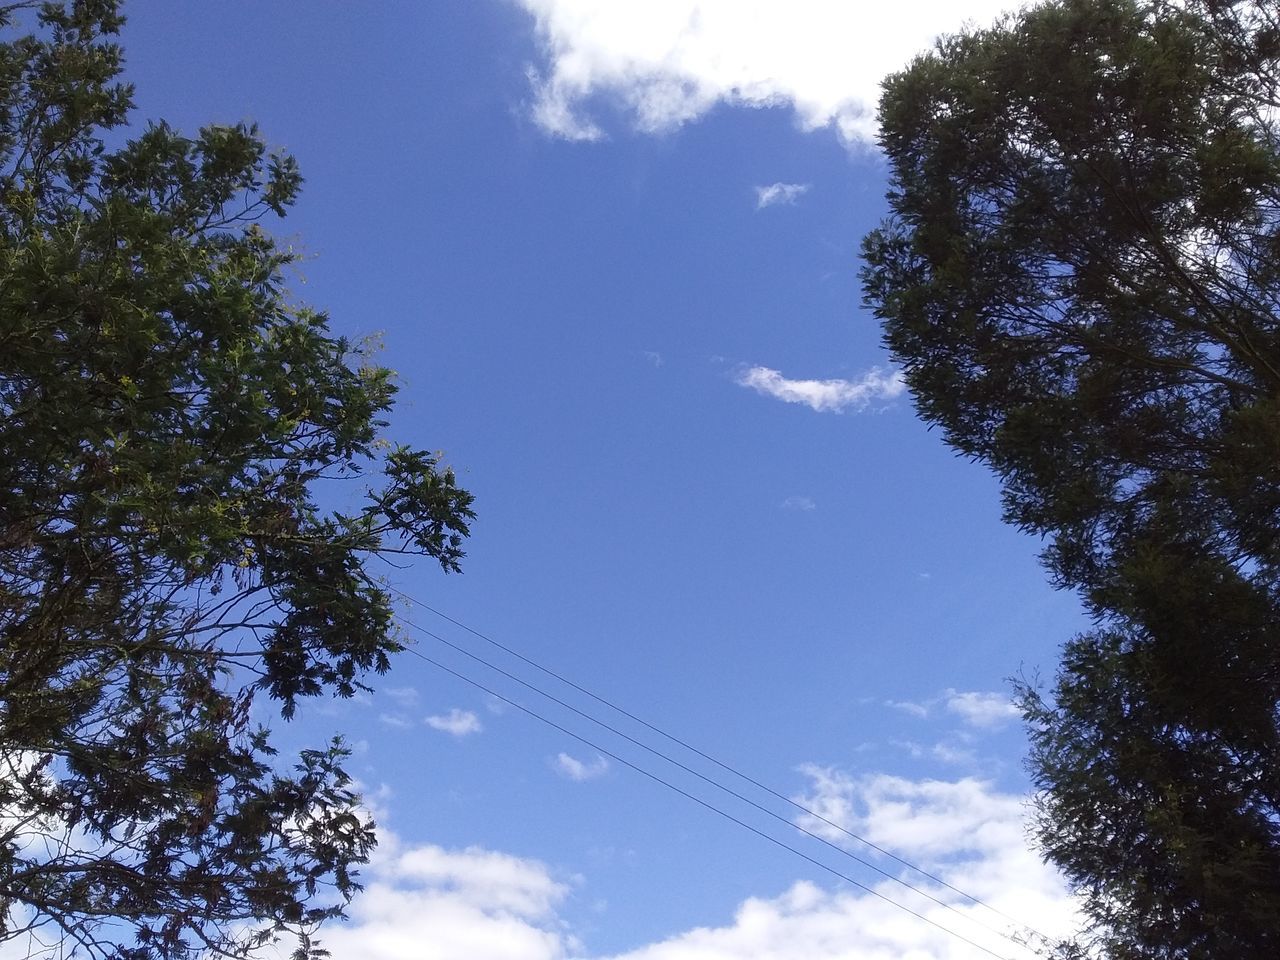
<box><xmin>118</xmin><ymin>2</ymin><xmax>1085</xmax><ymax>957</ymax></box>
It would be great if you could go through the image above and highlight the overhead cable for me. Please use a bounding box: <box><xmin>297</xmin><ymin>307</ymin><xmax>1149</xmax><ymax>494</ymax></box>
<box><xmin>397</xmin><ymin>612</ymin><xmax>1038</xmax><ymax>954</ymax></box>
<box><xmin>389</xmin><ymin>585</ymin><xmax>1049</xmax><ymax>946</ymax></box>
<box><xmin>403</xmin><ymin>639</ymin><xmax>1025</xmax><ymax>960</ymax></box>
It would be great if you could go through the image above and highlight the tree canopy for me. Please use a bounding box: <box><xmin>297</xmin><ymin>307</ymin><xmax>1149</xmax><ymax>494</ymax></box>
<box><xmin>0</xmin><ymin>2</ymin><xmax>474</xmax><ymax>957</ymax></box>
<box><xmin>863</xmin><ymin>0</ymin><xmax>1280</xmax><ymax>956</ymax></box>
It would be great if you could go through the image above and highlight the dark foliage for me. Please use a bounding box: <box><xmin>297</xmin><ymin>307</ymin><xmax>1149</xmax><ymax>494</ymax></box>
<box><xmin>863</xmin><ymin>1</ymin><xmax>1280</xmax><ymax>956</ymax></box>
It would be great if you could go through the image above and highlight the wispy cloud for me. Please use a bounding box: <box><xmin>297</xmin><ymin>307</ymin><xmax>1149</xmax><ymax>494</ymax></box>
<box><xmin>554</xmin><ymin>753</ymin><xmax>609</xmax><ymax>781</ymax></box>
<box><xmin>886</xmin><ymin>698</ymin><xmax>930</xmax><ymax>719</ymax></box>
<box><xmin>642</xmin><ymin>349</ymin><xmax>664</xmax><ymax>367</ymax></box>
<box><xmin>945</xmin><ymin>690</ymin><xmax>1021</xmax><ymax>730</ymax></box>
<box><xmin>755</xmin><ymin>182</ymin><xmax>809</xmax><ymax>209</ymax></box>
<box><xmin>515</xmin><ymin>0</ymin><xmax>1015</xmax><ymax>146</ymax></box>
<box><xmin>928</xmin><ymin>733</ymin><xmax>980</xmax><ymax>767</ymax></box>
<box><xmin>425</xmin><ymin>709</ymin><xmax>484</xmax><ymax>737</ymax></box>
<box><xmin>378</xmin><ymin>713</ymin><xmax>413</xmax><ymax>730</ymax></box>
<box><xmin>385</xmin><ymin>686</ymin><xmax>419</xmax><ymax>707</ymax></box>
<box><xmin>736</xmin><ymin>365</ymin><xmax>905</xmax><ymax>413</ymax></box>
<box><xmin>780</xmin><ymin>495</ymin><xmax>816</xmax><ymax>511</ymax></box>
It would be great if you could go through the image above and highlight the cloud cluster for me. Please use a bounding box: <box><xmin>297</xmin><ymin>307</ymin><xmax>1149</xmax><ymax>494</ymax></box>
<box><xmin>793</xmin><ymin>769</ymin><xmax>1046</xmax><ymax>884</ymax></box>
<box><xmin>297</xmin><ymin>770</ymin><xmax>1078</xmax><ymax>960</ymax></box>
<box><xmin>736</xmin><ymin>365</ymin><xmax>905</xmax><ymax>413</ymax></box>
<box><xmin>515</xmin><ymin>0</ymin><xmax>1018</xmax><ymax>145</ymax></box>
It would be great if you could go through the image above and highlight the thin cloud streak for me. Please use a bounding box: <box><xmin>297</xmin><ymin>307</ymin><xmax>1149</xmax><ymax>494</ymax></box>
<box><xmin>886</xmin><ymin>698</ymin><xmax>930</xmax><ymax>719</ymax></box>
<box><xmin>781</xmin><ymin>495</ymin><xmax>816</xmax><ymax>511</ymax></box>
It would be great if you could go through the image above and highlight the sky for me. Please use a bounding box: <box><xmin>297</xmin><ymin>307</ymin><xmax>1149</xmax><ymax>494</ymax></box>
<box><xmin>112</xmin><ymin>2</ymin><xmax>1087</xmax><ymax>957</ymax></box>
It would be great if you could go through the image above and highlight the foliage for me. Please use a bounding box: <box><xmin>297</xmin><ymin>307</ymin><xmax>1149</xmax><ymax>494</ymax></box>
<box><xmin>862</xmin><ymin>0</ymin><xmax>1280</xmax><ymax>956</ymax></box>
<box><xmin>0</xmin><ymin>2</ymin><xmax>474</xmax><ymax>957</ymax></box>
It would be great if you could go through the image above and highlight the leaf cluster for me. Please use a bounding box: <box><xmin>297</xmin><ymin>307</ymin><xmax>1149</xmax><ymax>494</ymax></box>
<box><xmin>0</xmin><ymin>3</ymin><xmax>474</xmax><ymax>957</ymax></box>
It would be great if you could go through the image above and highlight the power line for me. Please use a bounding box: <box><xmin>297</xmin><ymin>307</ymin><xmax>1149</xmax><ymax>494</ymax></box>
<box><xmin>389</xmin><ymin>585</ymin><xmax>1050</xmax><ymax>946</ymax></box>
<box><xmin>404</xmin><ymin>641</ymin><xmax>1026</xmax><ymax>960</ymax></box>
<box><xmin>396</xmin><ymin>611</ymin><xmax>1037</xmax><ymax>954</ymax></box>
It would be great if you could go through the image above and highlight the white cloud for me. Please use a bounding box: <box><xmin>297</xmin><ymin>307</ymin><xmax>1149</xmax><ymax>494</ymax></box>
<box><xmin>555</xmin><ymin>752</ymin><xmax>610</xmax><ymax>781</ymax></box>
<box><xmin>514</xmin><ymin>0</ymin><xmax>1019</xmax><ymax>145</ymax></box>
<box><xmin>737</xmin><ymin>365</ymin><xmax>906</xmax><ymax>413</ymax></box>
<box><xmin>604</xmin><ymin>770</ymin><xmax>1079</xmax><ymax>959</ymax></box>
<box><xmin>794</xmin><ymin>766</ymin><xmax>1036</xmax><ymax>869</ymax></box>
<box><xmin>426</xmin><ymin>708</ymin><xmax>484</xmax><ymax>737</ymax></box>
<box><xmin>789</xmin><ymin>764</ymin><xmax>859</xmax><ymax>841</ymax></box>
<box><xmin>945</xmin><ymin>690</ymin><xmax>1021</xmax><ymax>730</ymax></box>
<box><xmin>755</xmin><ymin>181</ymin><xmax>809</xmax><ymax>209</ymax></box>
<box><xmin>780</xmin><ymin>495</ymin><xmax>816</xmax><ymax>511</ymax></box>
<box><xmin>379</xmin><ymin>713</ymin><xmax>413</xmax><ymax>729</ymax></box>
<box><xmin>387</xmin><ymin>846</ymin><xmax>571</xmax><ymax>918</ymax></box>
<box><xmin>301</xmin><ymin>843</ymin><xmax>575</xmax><ymax>960</ymax></box>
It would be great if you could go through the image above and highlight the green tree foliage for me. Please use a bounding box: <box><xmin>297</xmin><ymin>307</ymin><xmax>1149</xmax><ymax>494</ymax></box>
<box><xmin>862</xmin><ymin>0</ymin><xmax>1280</xmax><ymax>955</ymax></box>
<box><xmin>0</xmin><ymin>2</ymin><xmax>474</xmax><ymax>957</ymax></box>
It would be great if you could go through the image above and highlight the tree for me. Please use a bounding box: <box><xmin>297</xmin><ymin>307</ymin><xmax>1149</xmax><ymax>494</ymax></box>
<box><xmin>0</xmin><ymin>2</ymin><xmax>474</xmax><ymax>957</ymax></box>
<box><xmin>862</xmin><ymin>0</ymin><xmax>1280</xmax><ymax>955</ymax></box>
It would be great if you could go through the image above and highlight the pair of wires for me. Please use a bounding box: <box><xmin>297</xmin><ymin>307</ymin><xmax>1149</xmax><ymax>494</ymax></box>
<box><xmin>388</xmin><ymin>587</ymin><xmax>1051</xmax><ymax>960</ymax></box>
